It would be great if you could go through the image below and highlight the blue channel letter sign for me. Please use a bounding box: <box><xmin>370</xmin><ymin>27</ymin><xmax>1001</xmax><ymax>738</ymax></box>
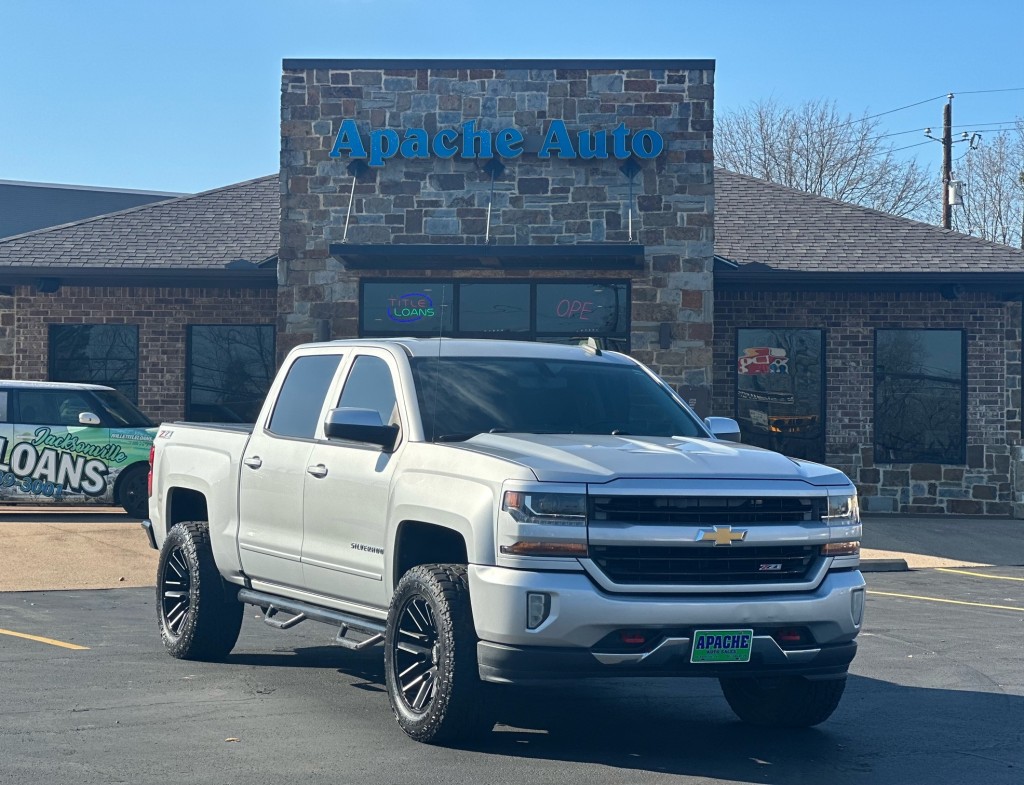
<box><xmin>329</xmin><ymin>119</ymin><xmax>665</xmax><ymax>167</ymax></box>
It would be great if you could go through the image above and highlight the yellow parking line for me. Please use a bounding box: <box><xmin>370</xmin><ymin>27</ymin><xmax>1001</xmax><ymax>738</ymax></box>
<box><xmin>935</xmin><ymin>568</ymin><xmax>1024</xmax><ymax>582</ymax></box>
<box><xmin>868</xmin><ymin>590</ymin><xmax>1024</xmax><ymax>613</ymax></box>
<box><xmin>0</xmin><ymin>627</ymin><xmax>89</xmax><ymax>650</ymax></box>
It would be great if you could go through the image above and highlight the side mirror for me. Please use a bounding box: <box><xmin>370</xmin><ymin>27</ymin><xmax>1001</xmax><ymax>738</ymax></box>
<box><xmin>704</xmin><ymin>416</ymin><xmax>741</xmax><ymax>443</ymax></box>
<box><xmin>324</xmin><ymin>407</ymin><xmax>399</xmax><ymax>452</ymax></box>
<box><xmin>78</xmin><ymin>412</ymin><xmax>102</xmax><ymax>427</ymax></box>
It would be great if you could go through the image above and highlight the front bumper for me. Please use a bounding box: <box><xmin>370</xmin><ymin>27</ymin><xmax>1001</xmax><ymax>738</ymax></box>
<box><xmin>468</xmin><ymin>564</ymin><xmax>864</xmax><ymax>684</ymax></box>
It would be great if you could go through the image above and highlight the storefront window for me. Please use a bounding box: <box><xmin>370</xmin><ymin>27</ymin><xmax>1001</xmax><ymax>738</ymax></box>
<box><xmin>49</xmin><ymin>324</ymin><xmax>140</xmax><ymax>402</ymax></box>
<box><xmin>875</xmin><ymin>329</ymin><xmax>965</xmax><ymax>464</ymax></box>
<box><xmin>735</xmin><ymin>328</ymin><xmax>825</xmax><ymax>463</ymax></box>
<box><xmin>459</xmin><ymin>283</ymin><xmax>530</xmax><ymax>333</ymax></box>
<box><xmin>187</xmin><ymin>325</ymin><xmax>276</xmax><ymax>423</ymax></box>
<box><xmin>360</xmin><ymin>280</ymin><xmax>629</xmax><ymax>348</ymax></box>
<box><xmin>361</xmin><ymin>282</ymin><xmax>454</xmax><ymax>335</ymax></box>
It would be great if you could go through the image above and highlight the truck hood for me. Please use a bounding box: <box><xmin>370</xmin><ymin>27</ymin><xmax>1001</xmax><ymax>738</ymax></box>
<box><xmin>453</xmin><ymin>433</ymin><xmax>850</xmax><ymax>486</ymax></box>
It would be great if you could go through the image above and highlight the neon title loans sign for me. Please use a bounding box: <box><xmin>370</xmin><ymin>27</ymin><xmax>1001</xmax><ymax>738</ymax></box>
<box><xmin>330</xmin><ymin>119</ymin><xmax>665</xmax><ymax>168</ymax></box>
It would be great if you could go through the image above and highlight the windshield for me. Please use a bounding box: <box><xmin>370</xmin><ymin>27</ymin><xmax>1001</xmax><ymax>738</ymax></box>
<box><xmin>410</xmin><ymin>357</ymin><xmax>706</xmax><ymax>442</ymax></box>
<box><xmin>93</xmin><ymin>390</ymin><xmax>155</xmax><ymax>428</ymax></box>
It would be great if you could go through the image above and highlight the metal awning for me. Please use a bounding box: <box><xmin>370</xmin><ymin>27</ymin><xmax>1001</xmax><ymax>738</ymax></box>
<box><xmin>329</xmin><ymin>243</ymin><xmax>645</xmax><ymax>270</ymax></box>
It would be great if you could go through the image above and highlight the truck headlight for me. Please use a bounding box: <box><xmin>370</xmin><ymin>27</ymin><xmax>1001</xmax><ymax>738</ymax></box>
<box><xmin>822</xmin><ymin>490</ymin><xmax>861</xmax><ymax>559</ymax></box>
<box><xmin>499</xmin><ymin>491</ymin><xmax>588</xmax><ymax>557</ymax></box>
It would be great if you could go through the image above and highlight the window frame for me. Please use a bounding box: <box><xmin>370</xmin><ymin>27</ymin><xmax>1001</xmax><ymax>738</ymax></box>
<box><xmin>359</xmin><ymin>278</ymin><xmax>632</xmax><ymax>349</ymax></box>
<box><xmin>185</xmin><ymin>323</ymin><xmax>277</xmax><ymax>424</ymax></box>
<box><xmin>47</xmin><ymin>324</ymin><xmax>140</xmax><ymax>402</ymax></box>
<box><xmin>873</xmin><ymin>327</ymin><xmax>967</xmax><ymax>465</ymax></box>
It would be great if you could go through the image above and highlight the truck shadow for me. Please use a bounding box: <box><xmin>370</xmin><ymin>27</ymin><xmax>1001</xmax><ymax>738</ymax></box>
<box><xmin>229</xmin><ymin>645</ymin><xmax>1023</xmax><ymax>783</ymax></box>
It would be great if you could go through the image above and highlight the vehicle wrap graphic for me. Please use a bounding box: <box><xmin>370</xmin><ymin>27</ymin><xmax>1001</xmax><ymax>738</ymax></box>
<box><xmin>0</xmin><ymin>425</ymin><xmax>156</xmax><ymax>504</ymax></box>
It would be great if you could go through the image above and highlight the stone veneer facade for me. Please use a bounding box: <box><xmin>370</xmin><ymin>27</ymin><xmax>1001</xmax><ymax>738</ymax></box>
<box><xmin>714</xmin><ymin>289</ymin><xmax>1024</xmax><ymax>516</ymax></box>
<box><xmin>4</xmin><ymin>285</ymin><xmax>277</xmax><ymax>424</ymax></box>
<box><xmin>278</xmin><ymin>59</ymin><xmax>715</xmax><ymax>392</ymax></box>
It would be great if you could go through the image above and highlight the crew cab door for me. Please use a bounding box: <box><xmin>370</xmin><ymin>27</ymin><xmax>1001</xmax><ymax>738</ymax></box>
<box><xmin>237</xmin><ymin>351</ymin><xmax>344</xmax><ymax>590</ymax></box>
<box><xmin>301</xmin><ymin>352</ymin><xmax>402</xmax><ymax>609</ymax></box>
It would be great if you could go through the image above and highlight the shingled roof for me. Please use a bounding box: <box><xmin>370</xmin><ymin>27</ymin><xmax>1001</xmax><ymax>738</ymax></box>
<box><xmin>0</xmin><ymin>175</ymin><xmax>279</xmax><ymax>277</ymax></box>
<box><xmin>2</xmin><ymin>168</ymin><xmax>1021</xmax><ymax>283</ymax></box>
<box><xmin>715</xmin><ymin>168</ymin><xmax>1024</xmax><ymax>274</ymax></box>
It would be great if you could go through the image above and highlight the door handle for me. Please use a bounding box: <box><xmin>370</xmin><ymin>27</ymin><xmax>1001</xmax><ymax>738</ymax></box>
<box><xmin>243</xmin><ymin>456</ymin><xmax>263</xmax><ymax>470</ymax></box>
<box><xmin>307</xmin><ymin>464</ymin><xmax>328</xmax><ymax>478</ymax></box>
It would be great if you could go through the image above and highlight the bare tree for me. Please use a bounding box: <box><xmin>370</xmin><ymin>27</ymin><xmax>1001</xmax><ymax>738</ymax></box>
<box><xmin>950</xmin><ymin>121</ymin><xmax>1024</xmax><ymax>248</ymax></box>
<box><xmin>717</xmin><ymin>98</ymin><xmax>935</xmax><ymax>219</ymax></box>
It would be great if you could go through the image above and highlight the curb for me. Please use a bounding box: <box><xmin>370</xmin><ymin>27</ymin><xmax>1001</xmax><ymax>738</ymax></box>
<box><xmin>860</xmin><ymin>558</ymin><xmax>909</xmax><ymax>573</ymax></box>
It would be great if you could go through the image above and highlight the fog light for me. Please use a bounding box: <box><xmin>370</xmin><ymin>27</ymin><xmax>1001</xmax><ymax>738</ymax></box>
<box><xmin>851</xmin><ymin>588</ymin><xmax>865</xmax><ymax>626</ymax></box>
<box><xmin>526</xmin><ymin>592</ymin><xmax>551</xmax><ymax>630</ymax></box>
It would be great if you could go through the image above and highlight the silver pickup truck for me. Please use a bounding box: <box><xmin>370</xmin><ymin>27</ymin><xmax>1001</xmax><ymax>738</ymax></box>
<box><xmin>145</xmin><ymin>338</ymin><xmax>864</xmax><ymax>744</ymax></box>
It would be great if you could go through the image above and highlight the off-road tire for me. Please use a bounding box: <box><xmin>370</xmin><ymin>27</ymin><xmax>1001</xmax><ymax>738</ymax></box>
<box><xmin>157</xmin><ymin>521</ymin><xmax>242</xmax><ymax>661</ymax></box>
<box><xmin>117</xmin><ymin>464</ymin><xmax>150</xmax><ymax>519</ymax></box>
<box><xmin>720</xmin><ymin>675</ymin><xmax>847</xmax><ymax>727</ymax></box>
<box><xmin>384</xmin><ymin>564</ymin><xmax>493</xmax><ymax>744</ymax></box>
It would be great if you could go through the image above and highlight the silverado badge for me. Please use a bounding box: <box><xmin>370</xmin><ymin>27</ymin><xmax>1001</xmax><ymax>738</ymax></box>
<box><xmin>697</xmin><ymin>525</ymin><xmax>748</xmax><ymax>546</ymax></box>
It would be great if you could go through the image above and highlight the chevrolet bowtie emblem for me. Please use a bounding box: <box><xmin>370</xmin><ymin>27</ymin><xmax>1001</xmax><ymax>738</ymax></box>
<box><xmin>697</xmin><ymin>525</ymin><xmax>748</xmax><ymax>546</ymax></box>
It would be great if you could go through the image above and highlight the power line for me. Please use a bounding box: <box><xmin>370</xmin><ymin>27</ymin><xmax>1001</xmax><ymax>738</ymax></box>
<box><xmin>890</xmin><ymin>140</ymin><xmax>933</xmax><ymax>153</ymax></box>
<box><xmin>954</xmin><ymin>87</ymin><xmax>1024</xmax><ymax>96</ymax></box>
<box><xmin>874</xmin><ymin>120</ymin><xmax>1019</xmax><ymax>140</ymax></box>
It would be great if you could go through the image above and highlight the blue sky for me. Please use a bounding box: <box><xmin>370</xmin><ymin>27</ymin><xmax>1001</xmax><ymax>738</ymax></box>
<box><xmin>2</xmin><ymin>0</ymin><xmax>1022</xmax><ymax>193</ymax></box>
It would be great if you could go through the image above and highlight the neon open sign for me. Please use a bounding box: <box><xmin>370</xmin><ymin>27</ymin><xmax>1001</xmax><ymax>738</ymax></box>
<box><xmin>330</xmin><ymin>119</ymin><xmax>664</xmax><ymax>167</ymax></box>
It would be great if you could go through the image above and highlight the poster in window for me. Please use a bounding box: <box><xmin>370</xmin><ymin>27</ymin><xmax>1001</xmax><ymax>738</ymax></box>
<box><xmin>736</xmin><ymin>329</ymin><xmax>825</xmax><ymax>463</ymax></box>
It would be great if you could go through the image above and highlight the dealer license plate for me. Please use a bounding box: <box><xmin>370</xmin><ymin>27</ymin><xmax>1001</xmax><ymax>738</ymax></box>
<box><xmin>690</xmin><ymin>629</ymin><xmax>753</xmax><ymax>663</ymax></box>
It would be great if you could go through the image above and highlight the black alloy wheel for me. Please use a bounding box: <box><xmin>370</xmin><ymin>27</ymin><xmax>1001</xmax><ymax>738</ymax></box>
<box><xmin>156</xmin><ymin>521</ymin><xmax>242</xmax><ymax>661</ymax></box>
<box><xmin>160</xmin><ymin>544</ymin><xmax>192</xmax><ymax>637</ymax></box>
<box><xmin>384</xmin><ymin>564</ymin><xmax>493</xmax><ymax>744</ymax></box>
<box><xmin>393</xmin><ymin>594</ymin><xmax>440</xmax><ymax>713</ymax></box>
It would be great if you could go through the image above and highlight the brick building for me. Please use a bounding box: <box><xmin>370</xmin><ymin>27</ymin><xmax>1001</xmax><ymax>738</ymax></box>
<box><xmin>2</xmin><ymin>57</ymin><xmax>1024</xmax><ymax>516</ymax></box>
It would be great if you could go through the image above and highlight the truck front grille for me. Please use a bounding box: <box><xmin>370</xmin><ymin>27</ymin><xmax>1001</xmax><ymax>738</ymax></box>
<box><xmin>589</xmin><ymin>544</ymin><xmax>818</xmax><ymax>585</ymax></box>
<box><xmin>589</xmin><ymin>495</ymin><xmax>823</xmax><ymax>525</ymax></box>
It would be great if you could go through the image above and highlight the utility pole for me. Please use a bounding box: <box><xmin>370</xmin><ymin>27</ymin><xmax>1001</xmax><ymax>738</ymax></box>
<box><xmin>942</xmin><ymin>93</ymin><xmax>953</xmax><ymax>229</ymax></box>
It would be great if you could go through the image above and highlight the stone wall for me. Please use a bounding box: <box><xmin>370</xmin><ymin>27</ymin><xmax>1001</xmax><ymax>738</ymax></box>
<box><xmin>279</xmin><ymin>60</ymin><xmax>715</xmax><ymax>391</ymax></box>
<box><xmin>11</xmin><ymin>285</ymin><xmax>277</xmax><ymax>423</ymax></box>
<box><xmin>714</xmin><ymin>289</ymin><xmax>1022</xmax><ymax>516</ymax></box>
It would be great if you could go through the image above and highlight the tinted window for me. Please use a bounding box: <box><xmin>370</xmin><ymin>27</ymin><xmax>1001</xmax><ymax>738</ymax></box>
<box><xmin>187</xmin><ymin>325</ymin><xmax>276</xmax><ymax>423</ymax></box>
<box><xmin>535</xmin><ymin>283</ymin><xmax>627</xmax><ymax>335</ymax></box>
<box><xmin>338</xmin><ymin>356</ymin><xmax>398</xmax><ymax>426</ymax></box>
<box><xmin>17</xmin><ymin>390</ymin><xmax>97</xmax><ymax>426</ymax></box>
<box><xmin>268</xmin><ymin>355</ymin><xmax>342</xmax><ymax>439</ymax></box>
<box><xmin>736</xmin><ymin>328</ymin><xmax>825</xmax><ymax>463</ymax></box>
<box><xmin>411</xmin><ymin>357</ymin><xmax>704</xmax><ymax>441</ymax></box>
<box><xmin>49</xmin><ymin>325</ymin><xmax>139</xmax><ymax>402</ymax></box>
<box><xmin>875</xmin><ymin>329</ymin><xmax>965</xmax><ymax>463</ymax></box>
<box><xmin>0</xmin><ymin>392</ymin><xmax>8</xmax><ymax>423</ymax></box>
<box><xmin>459</xmin><ymin>284</ymin><xmax>530</xmax><ymax>333</ymax></box>
<box><xmin>361</xmin><ymin>283</ymin><xmax>454</xmax><ymax>335</ymax></box>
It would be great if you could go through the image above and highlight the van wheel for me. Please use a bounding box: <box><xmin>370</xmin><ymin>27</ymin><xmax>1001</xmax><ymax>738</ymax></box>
<box><xmin>719</xmin><ymin>675</ymin><xmax>847</xmax><ymax>727</ymax></box>
<box><xmin>118</xmin><ymin>465</ymin><xmax>149</xmax><ymax>518</ymax></box>
<box><xmin>157</xmin><ymin>521</ymin><xmax>242</xmax><ymax>661</ymax></box>
<box><xmin>384</xmin><ymin>564</ymin><xmax>493</xmax><ymax>744</ymax></box>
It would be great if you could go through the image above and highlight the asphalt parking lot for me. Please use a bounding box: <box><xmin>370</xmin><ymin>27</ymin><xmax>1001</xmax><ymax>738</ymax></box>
<box><xmin>2</xmin><ymin>516</ymin><xmax>1023</xmax><ymax>785</ymax></box>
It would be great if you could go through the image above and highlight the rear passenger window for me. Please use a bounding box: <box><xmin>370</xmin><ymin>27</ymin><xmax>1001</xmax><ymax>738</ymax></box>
<box><xmin>268</xmin><ymin>355</ymin><xmax>342</xmax><ymax>438</ymax></box>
